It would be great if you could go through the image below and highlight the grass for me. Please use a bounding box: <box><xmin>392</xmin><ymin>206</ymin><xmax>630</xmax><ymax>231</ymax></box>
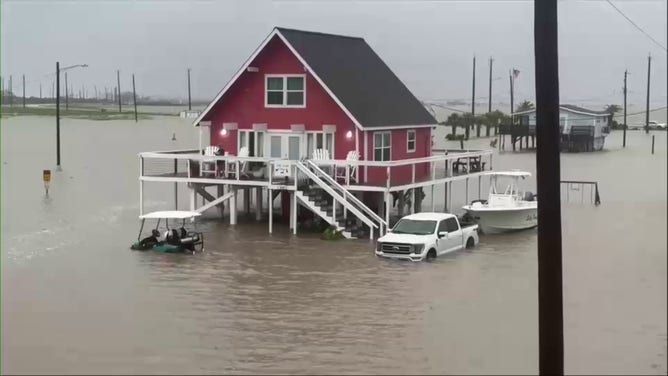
<box><xmin>0</xmin><ymin>105</ymin><xmax>154</xmax><ymax>121</ymax></box>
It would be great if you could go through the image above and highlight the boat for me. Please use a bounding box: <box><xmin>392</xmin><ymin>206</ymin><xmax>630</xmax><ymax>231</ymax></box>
<box><xmin>130</xmin><ymin>211</ymin><xmax>204</xmax><ymax>254</ymax></box>
<box><xmin>462</xmin><ymin>171</ymin><xmax>537</xmax><ymax>234</ymax></box>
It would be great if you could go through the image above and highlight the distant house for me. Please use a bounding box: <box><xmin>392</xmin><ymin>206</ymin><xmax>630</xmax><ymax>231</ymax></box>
<box><xmin>194</xmin><ymin>27</ymin><xmax>437</xmax><ymax>185</ymax></box>
<box><xmin>515</xmin><ymin>104</ymin><xmax>611</xmax><ymax>151</ymax></box>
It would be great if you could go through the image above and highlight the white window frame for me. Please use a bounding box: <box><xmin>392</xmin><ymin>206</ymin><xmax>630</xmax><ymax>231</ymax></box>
<box><xmin>406</xmin><ymin>130</ymin><xmax>416</xmax><ymax>153</ymax></box>
<box><xmin>265</xmin><ymin>74</ymin><xmax>306</xmax><ymax>108</ymax></box>
<box><xmin>373</xmin><ymin>131</ymin><xmax>392</xmax><ymax>161</ymax></box>
<box><xmin>306</xmin><ymin>130</ymin><xmax>335</xmax><ymax>159</ymax></box>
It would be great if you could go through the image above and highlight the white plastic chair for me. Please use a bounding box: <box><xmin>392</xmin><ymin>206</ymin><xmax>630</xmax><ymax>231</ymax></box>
<box><xmin>311</xmin><ymin>148</ymin><xmax>332</xmax><ymax>176</ymax></box>
<box><xmin>201</xmin><ymin>146</ymin><xmax>220</xmax><ymax>176</ymax></box>
<box><xmin>336</xmin><ymin>150</ymin><xmax>359</xmax><ymax>183</ymax></box>
<box><xmin>226</xmin><ymin>146</ymin><xmax>249</xmax><ymax>178</ymax></box>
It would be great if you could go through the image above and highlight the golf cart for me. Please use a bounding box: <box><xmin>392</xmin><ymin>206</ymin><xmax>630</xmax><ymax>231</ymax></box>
<box><xmin>130</xmin><ymin>211</ymin><xmax>204</xmax><ymax>254</ymax></box>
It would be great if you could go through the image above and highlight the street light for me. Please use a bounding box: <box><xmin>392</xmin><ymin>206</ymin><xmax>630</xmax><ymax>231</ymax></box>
<box><xmin>56</xmin><ymin>61</ymin><xmax>88</xmax><ymax>169</ymax></box>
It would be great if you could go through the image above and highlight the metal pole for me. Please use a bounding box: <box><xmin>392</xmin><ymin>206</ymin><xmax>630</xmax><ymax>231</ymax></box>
<box><xmin>117</xmin><ymin>69</ymin><xmax>122</xmax><ymax>113</ymax></box>
<box><xmin>187</xmin><ymin>68</ymin><xmax>192</xmax><ymax>111</ymax></box>
<box><xmin>644</xmin><ymin>55</ymin><xmax>651</xmax><ymax>134</ymax></box>
<box><xmin>65</xmin><ymin>72</ymin><xmax>69</xmax><ymax>110</ymax></box>
<box><xmin>488</xmin><ymin>57</ymin><xmax>493</xmax><ymax>113</ymax></box>
<box><xmin>651</xmin><ymin>135</ymin><xmax>655</xmax><ymax>154</ymax></box>
<box><xmin>470</xmin><ymin>56</ymin><xmax>475</xmax><ymax>139</ymax></box>
<box><xmin>534</xmin><ymin>0</ymin><xmax>564</xmax><ymax>373</ymax></box>
<box><xmin>623</xmin><ymin>69</ymin><xmax>627</xmax><ymax>148</ymax></box>
<box><xmin>132</xmin><ymin>74</ymin><xmax>138</xmax><ymax>122</ymax></box>
<box><xmin>56</xmin><ymin>62</ymin><xmax>61</xmax><ymax>167</ymax></box>
<box><xmin>509</xmin><ymin>71</ymin><xmax>514</xmax><ymax>124</ymax></box>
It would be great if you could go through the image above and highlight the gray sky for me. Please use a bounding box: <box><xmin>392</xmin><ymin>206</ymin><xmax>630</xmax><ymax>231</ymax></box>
<box><xmin>2</xmin><ymin>0</ymin><xmax>666</xmax><ymax>108</ymax></box>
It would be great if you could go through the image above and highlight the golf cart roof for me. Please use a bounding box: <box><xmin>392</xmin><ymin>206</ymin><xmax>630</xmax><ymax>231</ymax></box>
<box><xmin>485</xmin><ymin>170</ymin><xmax>532</xmax><ymax>178</ymax></box>
<box><xmin>139</xmin><ymin>211</ymin><xmax>202</xmax><ymax>219</ymax></box>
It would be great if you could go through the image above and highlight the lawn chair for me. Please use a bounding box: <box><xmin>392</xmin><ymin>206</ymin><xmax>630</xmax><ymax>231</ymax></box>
<box><xmin>201</xmin><ymin>146</ymin><xmax>219</xmax><ymax>177</ymax></box>
<box><xmin>225</xmin><ymin>146</ymin><xmax>249</xmax><ymax>178</ymax></box>
<box><xmin>311</xmin><ymin>148</ymin><xmax>332</xmax><ymax>175</ymax></box>
<box><xmin>335</xmin><ymin>150</ymin><xmax>359</xmax><ymax>184</ymax></box>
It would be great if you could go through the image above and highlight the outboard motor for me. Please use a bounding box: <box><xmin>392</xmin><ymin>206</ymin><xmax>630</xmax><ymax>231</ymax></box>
<box><xmin>523</xmin><ymin>191</ymin><xmax>535</xmax><ymax>201</ymax></box>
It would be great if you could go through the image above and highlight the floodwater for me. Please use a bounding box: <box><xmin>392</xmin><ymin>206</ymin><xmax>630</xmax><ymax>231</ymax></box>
<box><xmin>1</xmin><ymin>115</ymin><xmax>666</xmax><ymax>374</ymax></box>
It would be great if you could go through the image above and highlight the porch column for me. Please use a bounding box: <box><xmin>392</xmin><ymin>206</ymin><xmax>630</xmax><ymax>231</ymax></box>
<box><xmin>443</xmin><ymin>181</ymin><xmax>448</xmax><ymax>212</ymax></box>
<box><xmin>268</xmin><ymin>188</ymin><xmax>273</xmax><ymax>234</ymax></box>
<box><xmin>255</xmin><ymin>187</ymin><xmax>263</xmax><ymax>221</ymax></box>
<box><xmin>230</xmin><ymin>187</ymin><xmax>237</xmax><ymax>225</ymax></box>
<box><xmin>397</xmin><ymin>190</ymin><xmax>405</xmax><ymax>217</ymax></box>
<box><xmin>430</xmin><ymin>185</ymin><xmax>435</xmax><ymax>211</ymax></box>
<box><xmin>384</xmin><ymin>191</ymin><xmax>391</xmax><ymax>228</ymax></box>
<box><xmin>189</xmin><ymin>185</ymin><xmax>197</xmax><ymax>212</ymax></box>
<box><xmin>478</xmin><ymin>176</ymin><xmax>482</xmax><ymax>199</ymax></box>
<box><xmin>290</xmin><ymin>191</ymin><xmax>297</xmax><ymax>235</ymax></box>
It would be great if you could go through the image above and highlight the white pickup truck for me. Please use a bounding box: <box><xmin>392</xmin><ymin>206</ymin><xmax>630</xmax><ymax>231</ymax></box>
<box><xmin>375</xmin><ymin>212</ymin><xmax>479</xmax><ymax>262</ymax></box>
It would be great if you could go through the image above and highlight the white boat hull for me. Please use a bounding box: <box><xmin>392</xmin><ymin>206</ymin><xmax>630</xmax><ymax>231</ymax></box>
<box><xmin>463</xmin><ymin>206</ymin><xmax>537</xmax><ymax>234</ymax></box>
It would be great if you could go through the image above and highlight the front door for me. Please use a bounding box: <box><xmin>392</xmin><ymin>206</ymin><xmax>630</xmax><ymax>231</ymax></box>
<box><xmin>268</xmin><ymin>133</ymin><xmax>303</xmax><ymax>160</ymax></box>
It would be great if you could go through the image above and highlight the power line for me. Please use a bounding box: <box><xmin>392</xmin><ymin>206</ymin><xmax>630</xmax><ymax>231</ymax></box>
<box><xmin>605</xmin><ymin>0</ymin><xmax>667</xmax><ymax>51</ymax></box>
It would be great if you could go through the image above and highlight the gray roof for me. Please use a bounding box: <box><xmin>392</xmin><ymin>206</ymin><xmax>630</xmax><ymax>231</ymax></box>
<box><xmin>277</xmin><ymin>27</ymin><xmax>436</xmax><ymax>128</ymax></box>
<box><xmin>514</xmin><ymin>104</ymin><xmax>610</xmax><ymax>116</ymax></box>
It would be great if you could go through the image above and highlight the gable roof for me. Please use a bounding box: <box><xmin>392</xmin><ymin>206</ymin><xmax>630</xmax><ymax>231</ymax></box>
<box><xmin>194</xmin><ymin>27</ymin><xmax>437</xmax><ymax>129</ymax></box>
<box><xmin>514</xmin><ymin>104</ymin><xmax>610</xmax><ymax>117</ymax></box>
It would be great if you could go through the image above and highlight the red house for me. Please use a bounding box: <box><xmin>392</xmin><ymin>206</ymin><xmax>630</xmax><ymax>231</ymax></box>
<box><xmin>194</xmin><ymin>27</ymin><xmax>437</xmax><ymax>186</ymax></box>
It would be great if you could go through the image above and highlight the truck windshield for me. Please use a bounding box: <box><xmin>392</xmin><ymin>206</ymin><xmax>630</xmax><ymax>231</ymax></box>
<box><xmin>391</xmin><ymin>219</ymin><xmax>436</xmax><ymax>235</ymax></box>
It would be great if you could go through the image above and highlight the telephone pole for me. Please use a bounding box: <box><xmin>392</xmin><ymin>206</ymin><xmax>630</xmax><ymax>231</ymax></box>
<box><xmin>117</xmin><ymin>70</ymin><xmax>122</xmax><ymax>113</ymax></box>
<box><xmin>535</xmin><ymin>0</ymin><xmax>564</xmax><ymax>373</ymax></box>
<box><xmin>65</xmin><ymin>72</ymin><xmax>69</xmax><ymax>110</ymax></box>
<box><xmin>9</xmin><ymin>75</ymin><xmax>12</xmax><ymax>106</ymax></box>
<box><xmin>623</xmin><ymin>69</ymin><xmax>628</xmax><ymax>147</ymax></box>
<box><xmin>488</xmin><ymin>57</ymin><xmax>494</xmax><ymax>113</ymax></box>
<box><xmin>644</xmin><ymin>55</ymin><xmax>651</xmax><ymax>134</ymax></box>
<box><xmin>56</xmin><ymin>62</ymin><xmax>61</xmax><ymax>167</ymax></box>
<box><xmin>187</xmin><ymin>68</ymin><xmax>192</xmax><ymax>111</ymax></box>
<box><xmin>22</xmin><ymin>74</ymin><xmax>26</xmax><ymax>107</ymax></box>
<box><xmin>470</xmin><ymin>56</ymin><xmax>476</xmax><ymax>139</ymax></box>
<box><xmin>132</xmin><ymin>74</ymin><xmax>138</xmax><ymax>122</ymax></box>
<box><xmin>509</xmin><ymin>71</ymin><xmax>514</xmax><ymax>123</ymax></box>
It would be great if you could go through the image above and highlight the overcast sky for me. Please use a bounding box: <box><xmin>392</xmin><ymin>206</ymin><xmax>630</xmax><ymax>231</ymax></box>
<box><xmin>2</xmin><ymin>0</ymin><xmax>666</xmax><ymax>109</ymax></box>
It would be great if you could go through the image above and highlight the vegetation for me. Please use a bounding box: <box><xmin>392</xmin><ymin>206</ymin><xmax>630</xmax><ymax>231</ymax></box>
<box><xmin>320</xmin><ymin>226</ymin><xmax>345</xmax><ymax>241</ymax></box>
<box><xmin>1</xmin><ymin>105</ymin><xmax>152</xmax><ymax>120</ymax></box>
<box><xmin>441</xmin><ymin>110</ymin><xmax>511</xmax><ymax>139</ymax></box>
<box><xmin>604</xmin><ymin>104</ymin><xmax>621</xmax><ymax>127</ymax></box>
<box><xmin>515</xmin><ymin>100</ymin><xmax>535</xmax><ymax>112</ymax></box>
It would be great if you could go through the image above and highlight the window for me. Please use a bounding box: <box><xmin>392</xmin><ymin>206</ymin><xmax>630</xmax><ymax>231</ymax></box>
<box><xmin>445</xmin><ymin>217</ymin><xmax>459</xmax><ymax>232</ymax></box>
<box><xmin>374</xmin><ymin>132</ymin><xmax>391</xmax><ymax>161</ymax></box>
<box><xmin>407</xmin><ymin>130</ymin><xmax>416</xmax><ymax>153</ymax></box>
<box><xmin>306</xmin><ymin>131</ymin><xmax>334</xmax><ymax>159</ymax></box>
<box><xmin>437</xmin><ymin>220</ymin><xmax>448</xmax><ymax>233</ymax></box>
<box><xmin>265</xmin><ymin>75</ymin><xmax>305</xmax><ymax>107</ymax></box>
<box><xmin>392</xmin><ymin>219</ymin><xmax>436</xmax><ymax>235</ymax></box>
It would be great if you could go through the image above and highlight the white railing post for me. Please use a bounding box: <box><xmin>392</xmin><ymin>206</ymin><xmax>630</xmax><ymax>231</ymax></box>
<box><xmin>139</xmin><ymin>156</ymin><xmax>144</xmax><ymax>217</ymax></box>
<box><xmin>386</xmin><ymin>166</ymin><xmax>391</xmax><ymax>189</ymax></box>
<box><xmin>268</xmin><ymin>160</ymin><xmax>273</xmax><ymax>186</ymax></box>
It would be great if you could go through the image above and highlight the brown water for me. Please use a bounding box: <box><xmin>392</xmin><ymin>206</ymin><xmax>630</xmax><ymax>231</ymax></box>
<box><xmin>2</xmin><ymin>115</ymin><xmax>666</xmax><ymax>374</ymax></box>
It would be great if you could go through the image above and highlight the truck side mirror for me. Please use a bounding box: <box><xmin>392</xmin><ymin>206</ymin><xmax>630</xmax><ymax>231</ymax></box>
<box><xmin>438</xmin><ymin>231</ymin><xmax>447</xmax><ymax>238</ymax></box>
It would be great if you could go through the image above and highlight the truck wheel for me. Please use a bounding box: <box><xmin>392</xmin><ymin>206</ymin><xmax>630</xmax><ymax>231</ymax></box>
<box><xmin>425</xmin><ymin>249</ymin><xmax>437</xmax><ymax>261</ymax></box>
<box><xmin>466</xmin><ymin>237</ymin><xmax>475</xmax><ymax>249</ymax></box>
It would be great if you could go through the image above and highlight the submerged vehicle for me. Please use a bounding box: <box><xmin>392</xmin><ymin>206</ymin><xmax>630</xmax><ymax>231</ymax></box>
<box><xmin>462</xmin><ymin>171</ymin><xmax>537</xmax><ymax>234</ymax></box>
<box><xmin>130</xmin><ymin>211</ymin><xmax>204</xmax><ymax>254</ymax></box>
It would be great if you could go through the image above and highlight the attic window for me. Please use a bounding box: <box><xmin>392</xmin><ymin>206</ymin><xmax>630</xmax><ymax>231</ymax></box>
<box><xmin>265</xmin><ymin>75</ymin><xmax>305</xmax><ymax>108</ymax></box>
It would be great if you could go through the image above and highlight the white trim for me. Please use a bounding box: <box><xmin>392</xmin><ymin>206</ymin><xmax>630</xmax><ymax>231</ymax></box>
<box><xmin>365</xmin><ymin>123</ymin><xmax>437</xmax><ymax>131</ymax></box>
<box><xmin>373</xmin><ymin>131</ymin><xmax>392</xmax><ymax>161</ymax></box>
<box><xmin>265</xmin><ymin>74</ymin><xmax>306</xmax><ymax>108</ymax></box>
<box><xmin>223</xmin><ymin>122</ymin><xmax>238</xmax><ymax>130</ymax></box>
<box><xmin>406</xmin><ymin>129</ymin><xmax>416</xmax><ymax>153</ymax></box>
<box><xmin>193</xmin><ymin>29</ymin><xmax>281</xmax><ymax>126</ymax></box>
<box><xmin>363</xmin><ymin>131</ymin><xmax>368</xmax><ymax>182</ymax></box>
<box><xmin>274</xmin><ymin>31</ymin><xmax>364</xmax><ymax>131</ymax></box>
<box><xmin>290</xmin><ymin>124</ymin><xmax>306</xmax><ymax>132</ymax></box>
<box><xmin>514</xmin><ymin>106</ymin><xmax>609</xmax><ymax>117</ymax></box>
<box><xmin>252</xmin><ymin>123</ymin><xmax>268</xmax><ymax>131</ymax></box>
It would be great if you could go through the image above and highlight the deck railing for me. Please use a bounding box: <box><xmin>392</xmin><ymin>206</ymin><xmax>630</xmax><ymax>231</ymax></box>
<box><xmin>138</xmin><ymin>148</ymin><xmax>493</xmax><ymax>191</ymax></box>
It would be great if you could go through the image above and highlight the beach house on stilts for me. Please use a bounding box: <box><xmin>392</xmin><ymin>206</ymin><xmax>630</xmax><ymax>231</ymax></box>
<box><xmin>139</xmin><ymin>27</ymin><xmax>493</xmax><ymax>239</ymax></box>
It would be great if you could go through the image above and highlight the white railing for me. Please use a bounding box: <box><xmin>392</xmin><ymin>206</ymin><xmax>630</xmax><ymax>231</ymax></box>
<box><xmin>139</xmin><ymin>149</ymin><xmax>493</xmax><ymax>191</ymax></box>
<box><xmin>306</xmin><ymin>160</ymin><xmax>387</xmax><ymax>236</ymax></box>
<box><xmin>294</xmin><ymin>162</ymin><xmax>379</xmax><ymax>235</ymax></box>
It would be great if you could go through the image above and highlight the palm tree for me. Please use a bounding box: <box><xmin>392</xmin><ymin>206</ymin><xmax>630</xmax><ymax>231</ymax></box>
<box><xmin>516</xmin><ymin>100</ymin><xmax>535</xmax><ymax>112</ymax></box>
<box><xmin>604</xmin><ymin>104</ymin><xmax>621</xmax><ymax>126</ymax></box>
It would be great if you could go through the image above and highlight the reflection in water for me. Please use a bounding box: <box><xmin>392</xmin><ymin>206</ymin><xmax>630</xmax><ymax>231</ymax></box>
<box><xmin>2</xmin><ymin>116</ymin><xmax>666</xmax><ymax>374</ymax></box>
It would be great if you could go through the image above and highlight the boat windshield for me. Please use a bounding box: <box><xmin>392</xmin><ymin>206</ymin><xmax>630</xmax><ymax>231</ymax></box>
<box><xmin>391</xmin><ymin>219</ymin><xmax>436</xmax><ymax>235</ymax></box>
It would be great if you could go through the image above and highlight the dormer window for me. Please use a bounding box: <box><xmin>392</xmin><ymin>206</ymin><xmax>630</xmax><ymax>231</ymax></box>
<box><xmin>265</xmin><ymin>75</ymin><xmax>305</xmax><ymax>108</ymax></box>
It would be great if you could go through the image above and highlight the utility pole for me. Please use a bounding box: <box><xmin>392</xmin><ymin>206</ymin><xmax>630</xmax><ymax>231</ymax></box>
<box><xmin>56</xmin><ymin>62</ymin><xmax>61</xmax><ymax>168</ymax></box>
<box><xmin>117</xmin><ymin>70</ymin><xmax>122</xmax><ymax>113</ymax></box>
<box><xmin>187</xmin><ymin>68</ymin><xmax>192</xmax><ymax>111</ymax></box>
<box><xmin>535</xmin><ymin>0</ymin><xmax>563</xmax><ymax>373</ymax></box>
<box><xmin>488</xmin><ymin>57</ymin><xmax>493</xmax><ymax>113</ymax></box>
<box><xmin>65</xmin><ymin>72</ymin><xmax>69</xmax><ymax>110</ymax></box>
<box><xmin>644</xmin><ymin>54</ymin><xmax>651</xmax><ymax>134</ymax></box>
<box><xmin>509</xmin><ymin>71</ymin><xmax>514</xmax><ymax>123</ymax></box>
<box><xmin>132</xmin><ymin>74</ymin><xmax>138</xmax><ymax>122</ymax></box>
<box><xmin>623</xmin><ymin>69</ymin><xmax>628</xmax><ymax>148</ymax></box>
<box><xmin>9</xmin><ymin>75</ymin><xmax>12</xmax><ymax>106</ymax></box>
<box><xmin>470</xmin><ymin>56</ymin><xmax>475</xmax><ymax>139</ymax></box>
<box><xmin>22</xmin><ymin>74</ymin><xmax>26</xmax><ymax>107</ymax></box>
<box><xmin>94</xmin><ymin>85</ymin><xmax>98</xmax><ymax>100</ymax></box>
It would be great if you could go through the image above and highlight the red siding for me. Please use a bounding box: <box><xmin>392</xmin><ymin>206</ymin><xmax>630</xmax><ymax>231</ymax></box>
<box><xmin>364</xmin><ymin>128</ymin><xmax>432</xmax><ymax>186</ymax></box>
<box><xmin>204</xmin><ymin>36</ymin><xmax>356</xmax><ymax>159</ymax></box>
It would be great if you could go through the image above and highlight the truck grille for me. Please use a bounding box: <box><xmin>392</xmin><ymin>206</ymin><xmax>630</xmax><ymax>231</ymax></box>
<box><xmin>380</xmin><ymin>242</ymin><xmax>412</xmax><ymax>254</ymax></box>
